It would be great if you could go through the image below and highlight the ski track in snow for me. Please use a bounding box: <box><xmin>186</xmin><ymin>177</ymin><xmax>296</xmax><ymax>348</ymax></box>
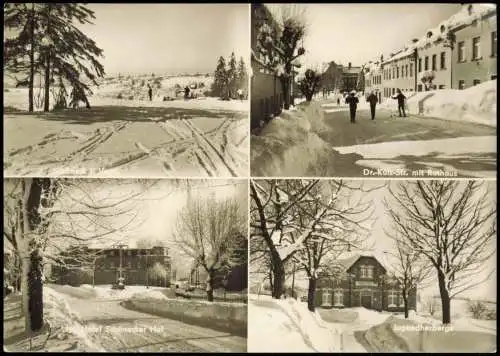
<box><xmin>4</xmin><ymin>110</ymin><xmax>246</xmax><ymax>177</ymax></box>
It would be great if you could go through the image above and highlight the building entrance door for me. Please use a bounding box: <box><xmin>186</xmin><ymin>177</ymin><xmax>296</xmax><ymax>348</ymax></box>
<box><xmin>361</xmin><ymin>295</ymin><xmax>372</xmax><ymax>309</ymax></box>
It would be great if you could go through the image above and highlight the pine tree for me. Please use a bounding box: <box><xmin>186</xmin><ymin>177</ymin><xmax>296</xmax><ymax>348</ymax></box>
<box><xmin>213</xmin><ymin>56</ymin><xmax>228</xmax><ymax>99</ymax></box>
<box><xmin>4</xmin><ymin>4</ymin><xmax>105</xmax><ymax>112</ymax></box>
<box><xmin>236</xmin><ymin>57</ymin><xmax>248</xmax><ymax>95</ymax></box>
<box><xmin>227</xmin><ymin>52</ymin><xmax>238</xmax><ymax>99</ymax></box>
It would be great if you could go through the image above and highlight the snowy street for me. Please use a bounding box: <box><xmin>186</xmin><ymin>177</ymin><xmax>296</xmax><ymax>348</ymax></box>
<box><xmin>319</xmin><ymin>100</ymin><xmax>496</xmax><ymax>177</ymax></box>
<box><xmin>3</xmin><ymin>91</ymin><xmax>248</xmax><ymax>178</ymax></box>
<box><xmin>3</xmin><ymin>285</ymin><xmax>246</xmax><ymax>353</ymax></box>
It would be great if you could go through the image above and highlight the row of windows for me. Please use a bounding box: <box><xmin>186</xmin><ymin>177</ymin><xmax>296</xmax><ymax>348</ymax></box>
<box><xmin>457</xmin><ymin>77</ymin><xmax>498</xmax><ymax>90</ymax></box>
<box><xmin>321</xmin><ymin>289</ymin><xmax>405</xmax><ymax>307</ymax></box>
<box><xmin>458</xmin><ymin>31</ymin><xmax>497</xmax><ymax>62</ymax></box>
<box><xmin>417</xmin><ymin>52</ymin><xmax>447</xmax><ymax>72</ymax></box>
<box><xmin>383</xmin><ymin>88</ymin><xmax>414</xmax><ymax>97</ymax></box>
<box><xmin>97</xmin><ymin>260</ymin><xmax>168</xmax><ymax>268</ymax></box>
<box><xmin>383</xmin><ymin>62</ymin><xmax>414</xmax><ymax>80</ymax></box>
<box><xmin>103</xmin><ymin>249</ymin><xmax>167</xmax><ymax>257</ymax></box>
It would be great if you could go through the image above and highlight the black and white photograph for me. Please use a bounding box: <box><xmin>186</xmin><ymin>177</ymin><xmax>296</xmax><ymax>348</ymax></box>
<box><xmin>4</xmin><ymin>4</ymin><xmax>249</xmax><ymax>177</ymax></box>
<box><xmin>249</xmin><ymin>179</ymin><xmax>496</xmax><ymax>353</ymax></box>
<box><xmin>3</xmin><ymin>178</ymin><xmax>248</xmax><ymax>352</ymax></box>
<box><xmin>250</xmin><ymin>3</ymin><xmax>497</xmax><ymax>178</ymax></box>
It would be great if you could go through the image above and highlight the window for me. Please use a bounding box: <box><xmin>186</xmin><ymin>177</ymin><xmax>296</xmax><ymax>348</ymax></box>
<box><xmin>418</xmin><ymin>58</ymin><xmax>422</xmax><ymax>72</ymax></box>
<box><xmin>439</xmin><ymin>85</ymin><xmax>445</xmax><ymax>89</ymax></box>
<box><xmin>440</xmin><ymin>52</ymin><xmax>446</xmax><ymax>70</ymax></box>
<box><xmin>458</xmin><ymin>80</ymin><xmax>465</xmax><ymax>90</ymax></box>
<box><xmin>127</xmin><ymin>261</ymin><xmax>132</xmax><ymax>268</ymax></box>
<box><xmin>472</xmin><ymin>37</ymin><xmax>481</xmax><ymax>60</ymax></box>
<box><xmin>392</xmin><ymin>88</ymin><xmax>395</xmax><ymax>95</ymax></box>
<box><xmin>432</xmin><ymin>54</ymin><xmax>437</xmax><ymax>70</ymax></box>
<box><xmin>321</xmin><ymin>289</ymin><xmax>333</xmax><ymax>307</ymax></box>
<box><xmin>388</xmin><ymin>290</ymin><xmax>398</xmax><ymax>307</ymax></box>
<box><xmin>396</xmin><ymin>67</ymin><xmax>399</xmax><ymax>78</ymax></box>
<box><xmin>127</xmin><ymin>250</ymin><xmax>132</xmax><ymax>256</ymax></box>
<box><xmin>334</xmin><ymin>290</ymin><xmax>344</xmax><ymax>307</ymax></box>
<box><xmin>399</xmin><ymin>292</ymin><xmax>405</xmax><ymax>307</ymax></box>
<box><xmin>473</xmin><ymin>79</ymin><xmax>481</xmax><ymax>86</ymax></box>
<box><xmin>410</xmin><ymin>63</ymin><xmax>413</xmax><ymax>77</ymax></box>
<box><xmin>418</xmin><ymin>84</ymin><xmax>423</xmax><ymax>92</ymax></box>
<box><xmin>360</xmin><ymin>266</ymin><xmax>368</xmax><ymax>278</ymax></box>
<box><xmin>491</xmin><ymin>32</ymin><xmax>497</xmax><ymax>57</ymax></box>
<box><xmin>458</xmin><ymin>41</ymin><xmax>465</xmax><ymax>62</ymax></box>
<box><xmin>367</xmin><ymin>266</ymin><xmax>374</xmax><ymax>279</ymax></box>
<box><xmin>109</xmin><ymin>250</ymin><xmax>115</xmax><ymax>257</ymax></box>
<box><xmin>405</xmin><ymin>64</ymin><xmax>408</xmax><ymax>77</ymax></box>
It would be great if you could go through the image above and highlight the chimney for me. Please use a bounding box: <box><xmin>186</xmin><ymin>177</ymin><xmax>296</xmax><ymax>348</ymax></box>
<box><xmin>348</xmin><ymin>62</ymin><xmax>352</xmax><ymax>69</ymax></box>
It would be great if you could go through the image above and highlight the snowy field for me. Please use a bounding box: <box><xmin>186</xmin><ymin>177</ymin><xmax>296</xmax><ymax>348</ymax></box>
<box><xmin>3</xmin><ymin>75</ymin><xmax>249</xmax><ymax>178</ymax></box>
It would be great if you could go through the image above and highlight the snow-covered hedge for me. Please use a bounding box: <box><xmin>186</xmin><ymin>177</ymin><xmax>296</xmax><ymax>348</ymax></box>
<box><xmin>126</xmin><ymin>293</ymin><xmax>247</xmax><ymax>336</ymax></box>
<box><xmin>406</xmin><ymin>80</ymin><xmax>496</xmax><ymax>126</ymax></box>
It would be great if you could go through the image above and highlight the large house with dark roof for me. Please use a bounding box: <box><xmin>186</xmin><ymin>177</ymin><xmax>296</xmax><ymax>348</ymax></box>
<box><xmin>315</xmin><ymin>254</ymin><xmax>417</xmax><ymax>312</ymax></box>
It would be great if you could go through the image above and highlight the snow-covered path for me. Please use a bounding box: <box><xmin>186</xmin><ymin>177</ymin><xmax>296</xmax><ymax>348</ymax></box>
<box><xmin>248</xmin><ymin>298</ymin><xmax>315</xmax><ymax>352</ymax></box>
<box><xmin>50</xmin><ymin>286</ymin><xmax>246</xmax><ymax>352</ymax></box>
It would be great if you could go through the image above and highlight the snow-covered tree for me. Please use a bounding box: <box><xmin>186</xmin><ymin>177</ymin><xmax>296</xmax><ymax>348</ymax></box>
<box><xmin>420</xmin><ymin>71</ymin><xmax>436</xmax><ymax>91</ymax></box>
<box><xmin>147</xmin><ymin>262</ymin><xmax>169</xmax><ymax>287</ymax></box>
<box><xmin>385</xmin><ymin>180</ymin><xmax>496</xmax><ymax>325</ymax></box>
<box><xmin>253</xmin><ymin>4</ymin><xmax>307</xmax><ymax>110</ymax></box>
<box><xmin>237</xmin><ymin>56</ymin><xmax>248</xmax><ymax>95</ymax></box>
<box><xmin>382</xmin><ymin>236</ymin><xmax>433</xmax><ymax>319</ymax></box>
<box><xmin>3</xmin><ymin>178</ymin><xmax>157</xmax><ymax>333</ymax></box>
<box><xmin>297</xmin><ymin>69</ymin><xmax>321</xmax><ymax>102</ymax></box>
<box><xmin>212</xmin><ymin>56</ymin><xmax>228</xmax><ymax>99</ymax></box>
<box><xmin>227</xmin><ymin>52</ymin><xmax>238</xmax><ymax>99</ymax></box>
<box><xmin>173</xmin><ymin>196</ymin><xmax>246</xmax><ymax>302</ymax></box>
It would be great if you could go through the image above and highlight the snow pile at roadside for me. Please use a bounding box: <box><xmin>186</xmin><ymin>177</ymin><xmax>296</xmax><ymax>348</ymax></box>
<box><xmin>44</xmin><ymin>287</ymin><xmax>105</xmax><ymax>351</ymax></box>
<box><xmin>277</xmin><ymin>298</ymin><xmax>342</xmax><ymax>352</ymax></box>
<box><xmin>351</xmin><ymin>307</ymin><xmax>392</xmax><ymax>328</ymax></box>
<box><xmin>405</xmin><ymin>81</ymin><xmax>497</xmax><ymax>126</ymax></box>
<box><xmin>248</xmin><ymin>295</ymin><xmax>314</xmax><ymax>352</ymax></box>
<box><xmin>251</xmin><ymin>101</ymin><xmax>335</xmax><ymax>176</ymax></box>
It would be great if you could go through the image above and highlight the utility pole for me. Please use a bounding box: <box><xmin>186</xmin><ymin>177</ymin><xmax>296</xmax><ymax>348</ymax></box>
<box><xmin>116</xmin><ymin>244</ymin><xmax>127</xmax><ymax>285</ymax></box>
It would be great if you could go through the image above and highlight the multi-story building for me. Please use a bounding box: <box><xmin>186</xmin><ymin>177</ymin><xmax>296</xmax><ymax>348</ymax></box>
<box><xmin>364</xmin><ymin>58</ymin><xmax>384</xmax><ymax>103</ymax></box>
<box><xmin>450</xmin><ymin>4</ymin><xmax>497</xmax><ymax>89</ymax></box>
<box><xmin>381</xmin><ymin>46</ymin><xmax>418</xmax><ymax>99</ymax></box>
<box><xmin>338</xmin><ymin>62</ymin><xmax>363</xmax><ymax>93</ymax></box>
<box><xmin>321</xmin><ymin>61</ymin><xmax>344</xmax><ymax>93</ymax></box>
<box><xmin>315</xmin><ymin>254</ymin><xmax>417</xmax><ymax>312</ymax></box>
<box><xmin>51</xmin><ymin>245</ymin><xmax>171</xmax><ymax>287</ymax></box>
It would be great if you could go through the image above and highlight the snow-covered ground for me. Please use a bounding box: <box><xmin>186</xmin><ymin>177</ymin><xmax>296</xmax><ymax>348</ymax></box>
<box><xmin>404</xmin><ymin>81</ymin><xmax>497</xmax><ymax>127</ymax></box>
<box><xmin>334</xmin><ymin>135</ymin><xmax>497</xmax><ymax>178</ymax></box>
<box><xmin>251</xmin><ymin>100</ymin><xmax>335</xmax><ymax>176</ymax></box>
<box><xmin>47</xmin><ymin>283</ymin><xmax>169</xmax><ymax>301</ymax></box>
<box><xmin>4</xmin><ymin>77</ymin><xmax>249</xmax><ymax>177</ymax></box>
<box><xmin>248</xmin><ymin>294</ymin><xmax>341</xmax><ymax>352</ymax></box>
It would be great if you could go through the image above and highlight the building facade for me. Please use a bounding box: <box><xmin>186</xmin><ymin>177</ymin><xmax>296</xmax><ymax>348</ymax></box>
<box><xmin>451</xmin><ymin>6</ymin><xmax>497</xmax><ymax>89</ymax></box>
<box><xmin>364</xmin><ymin>58</ymin><xmax>383</xmax><ymax>103</ymax></box>
<box><xmin>381</xmin><ymin>48</ymin><xmax>417</xmax><ymax>99</ymax></box>
<box><xmin>339</xmin><ymin>62</ymin><xmax>363</xmax><ymax>93</ymax></box>
<box><xmin>415</xmin><ymin>31</ymin><xmax>453</xmax><ymax>91</ymax></box>
<box><xmin>251</xmin><ymin>3</ymin><xmax>284</xmax><ymax>130</ymax></box>
<box><xmin>315</xmin><ymin>255</ymin><xmax>417</xmax><ymax>312</ymax></box>
<box><xmin>51</xmin><ymin>245</ymin><xmax>171</xmax><ymax>287</ymax></box>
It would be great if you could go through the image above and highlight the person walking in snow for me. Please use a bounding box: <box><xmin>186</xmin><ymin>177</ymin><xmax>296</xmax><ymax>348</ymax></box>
<box><xmin>392</xmin><ymin>88</ymin><xmax>407</xmax><ymax>117</ymax></box>
<box><xmin>345</xmin><ymin>90</ymin><xmax>359</xmax><ymax>123</ymax></box>
<box><xmin>367</xmin><ymin>91</ymin><xmax>378</xmax><ymax>120</ymax></box>
<box><xmin>147</xmin><ymin>84</ymin><xmax>153</xmax><ymax>101</ymax></box>
<box><xmin>337</xmin><ymin>96</ymin><xmax>341</xmax><ymax>106</ymax></box>
<box><xmin>184</xmin><ymin>86</ymin><xmax>190</xmax><ymax>99</ymax></box>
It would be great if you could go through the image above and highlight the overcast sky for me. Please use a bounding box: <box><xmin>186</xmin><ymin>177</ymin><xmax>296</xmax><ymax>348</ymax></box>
<box><xmin>251</xmin><ymin>179</ymin><xmax>496</xmax><ymax>301</ymax></box>
<box><xmin>266</xmin><ymin>3</ymin><xmax>462</xmax><ymax>70</ymax></box>
<box><xmin>79</xmin><ymin>4</ymin><xmax>249</xmax><ymax>75</ymax></box>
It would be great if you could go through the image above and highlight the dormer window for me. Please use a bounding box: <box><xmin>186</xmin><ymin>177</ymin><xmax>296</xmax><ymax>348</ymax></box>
<box><xmin>360</xmin><ymin>265</ymin><xmax>374</xmax><ymax>279</ymax></box>
<box><xmin>427</xmin><ymin>31</ymin><xmax>433</xmax><ymax>39</ymax></box>
<box><xmin>440</xmin><ymin>25</ymin><xmax>446</xmax><ymax>33</ymax></box>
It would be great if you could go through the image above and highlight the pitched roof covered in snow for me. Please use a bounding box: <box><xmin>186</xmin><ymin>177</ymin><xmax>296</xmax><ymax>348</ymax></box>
<box><xmin>381</xmin><ymin>3</ymin><xmax>496</xmax><ymax>66</ymax></box>
<box><xmin>328</xmin><ymin>253</ymin><xmax>388</xmax><ymax>275</ymax></box>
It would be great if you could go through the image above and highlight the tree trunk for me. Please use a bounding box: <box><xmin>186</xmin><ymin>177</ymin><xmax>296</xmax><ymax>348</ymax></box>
<box><xmin>43</xmin><ymin>6</ymin><xmax>51</xmax><ymax>112</ymax></box>
<box><xmin>271</xmin><ymin>251</ymin><xmax>285</xmax><ymax>299</ymax></box>
<box><xmin>206</xmin><ymin>270</ymin><xmax>215</xmax><ymax>302</ymax></box>
<box><xmin>305</xmin><ymin>93</ymin><xmax>313</xmax><ymax>101</ymax></box>
<box><xmin>22</xmin><ymin>178</ymin><xmax>46</xmax><ymax>332</ymax></box>
<box><xmin>403</xmin><ymin>290</ymin><xmax>409</xmax><ymax>319</ymax></box>
<box><xmin>307</xmin><ymin>277</ymin><xmax>317</xmax><ymax>312</ymax></box>
<box><xmin>28</xmin><ymin>3</ymin><xmax>35</xmax><ymax>112</ymax></box>
<box><xmin>281</xmin><ymin>76</ymin><xmax>291</xmax><ymax>110</ymax></box>
<box><xmin>437</xmin><ymin>269</ymin><xmax>451</xmax><ymax>324</ymax></box>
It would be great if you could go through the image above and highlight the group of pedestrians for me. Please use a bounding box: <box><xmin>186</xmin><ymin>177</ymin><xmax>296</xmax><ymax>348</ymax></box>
<box><xmin>344</xmin><ymin>88</ymin><xmax>407</xmax><ymax>123</ymax></box>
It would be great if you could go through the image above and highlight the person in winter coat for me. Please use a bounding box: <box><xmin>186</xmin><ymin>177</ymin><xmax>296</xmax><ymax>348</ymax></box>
<box><xmin>147</xmin><ymin>84</ymin><xmax>153</xmax><ymax>101</ymax></box>
<box><xmin>366</xmin><ymin>91</ymin><xmax>378</xmax><ymax>120</ymax></box>
<box><xmin>392</xmin><ymin>89</ymin><xmax>407</xmax><ymax>117</ymax></box>
<box><xmin>345</xmin><ymin>90</ymin><xmax>359</xmax><ymax>123</ymax></box>
<box><xmin>184</xmin><ymin>86</ymin><xmax>190</xmax><ymax>99</ymax></box>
